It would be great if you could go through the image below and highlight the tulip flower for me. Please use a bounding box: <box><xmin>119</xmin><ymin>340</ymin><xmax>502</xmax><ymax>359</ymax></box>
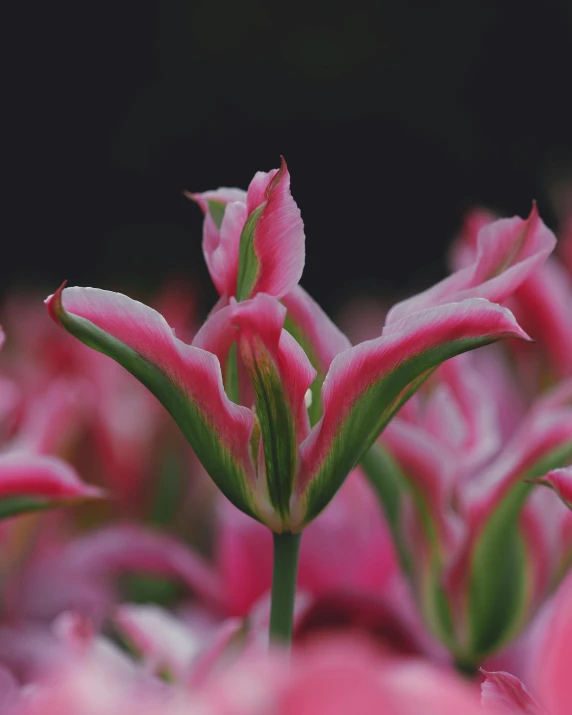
<box><xmin>47</xmin><ymin>161</ymin><xmax>543</xmax><ymax>646</ymax></box>
<box><xmin>362</xmin><ymin>348</ymin><xmax>572</xmax><ymax>668</ymax></box>
<box><xmin>0</xmin><ymin>327</ymin><xmax>102</xmax><ymax>521</ymax></box>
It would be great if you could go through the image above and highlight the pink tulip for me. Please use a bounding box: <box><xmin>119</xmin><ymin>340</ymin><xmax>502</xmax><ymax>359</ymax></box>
<box><xmin>47</xmin><ymin>281</ymin><xmax>529</xmax><ymax>533</ymax></box>
<box><xmin>365</xmin><ymin>349</ymin><xmax>572</xmax><ymax>665</ymax></box>
<box><xmin>45</xmin><ymin>162</ymin><xmax>552</xmax><ymax>658</ymax></box>
<box><xmin>0</xmin><ymin>325</ymin><xmax>103</xmax><ymax>521</ymax></box>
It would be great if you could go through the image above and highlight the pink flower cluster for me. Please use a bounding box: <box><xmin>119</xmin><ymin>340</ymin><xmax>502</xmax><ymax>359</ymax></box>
<box><xmin>0</xmin><ymin>160</ymin><xmax>572</xmax><ymax>712</ymax></box>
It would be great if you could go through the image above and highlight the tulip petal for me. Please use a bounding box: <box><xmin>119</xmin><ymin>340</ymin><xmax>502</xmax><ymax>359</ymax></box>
<box><xmin>237</xmin><ymin>158</ymin><xmax>305</xmax><ymax>301</ymax></box>
<box><xmin>297</xmin><ymin>299</ymin><xmax>529</xmax><ymax>525</ymax></box>
<box><xmin>65</xmin><ymin>524</ymin><xmax>225</xmax><ymax>609</ymax></box>
<box><xmin>510</xmin><ymin>258</ymin><xmax>572</xmax><ymax>378</ymax></box>
<box><xmin>0</xmin><ymin>453</ymin><xmax>103</xmax><ymax>520</ymax></box>
<box><xmin>46</xmin><ymin>284</ymin><xmax>259</xmax><ymax>519</ymax></box>
<box><xmin>531</xmin><ymin>466</ymin><xmax>572</xmax><ymax>509</ymax></box>
<box><xmin>233</xmin><ymin>294</ymin><xmax>316</xmax><ymax>526</ymax></box>
<box><xmin>387</xmin><ymin>205</ymin><xmax>556</xmax><ymax>324</ymax></box>
<box><xmin>481</xmin><ymin>670</ymin><xmax>546</xmax><ymax>714</ymax></box>
<box><xmin>186</xmin><ymin>188</ymin><xmax>248</xmax><ymax>297</ymax></box>
<box><xmin>431</xmin><ymin>354</ymin><xmax>501</xmax><ymax>474</ymax></box>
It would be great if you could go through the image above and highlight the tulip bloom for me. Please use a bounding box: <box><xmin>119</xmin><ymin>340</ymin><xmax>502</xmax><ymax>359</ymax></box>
<box><xmin>0</xmin><ymin>328</ymin><xmax>101</xmax><ymax>520</ymax></box>
<box><xmin>363</xmin><ymin>341</ymin><xmax>572</xmax><ymax>667</ymax></box>
<box><xmin>47</xmin><ymin>161</ymin><xmax>548</xmax><ymax>645</ymax></box>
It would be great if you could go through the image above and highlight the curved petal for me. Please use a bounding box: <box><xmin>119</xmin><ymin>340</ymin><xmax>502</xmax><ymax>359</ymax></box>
<box><xmin>481</xmin><ymin>670</ymin><xmax>545</xmax><ymax>714</ymax></box>
<box><xmin>46</xmin><ymin>285</ymin><xmax>258</xmax><ymax>518</ymax></box>
<box><xmin>510</xmin><ymin>258</ymin><xmax>572</xmax><ymax>378</ymax></box>
<box><xmin>531</xmin><ymin>466</ymin><xmax>572</xmax><ymax>509</ymax></box>
<box><xmin>237</xmin><ymin>158</ymin><xmax>305</xmax><ymax>300</ymax></box>
<box><xmin>463</xmin><ymin>379</ymin><xmax>572</xmax><ymax>528</ymax></box>
<box><xmin>297</xmin><ymin>299</ymin><xmax>529</xmax><ymax>526</ymax></box>
<box><xmin>186</xmin><ymin>188</ymin><xmax>248</xmax><ymax>297</ymax></box>
<box><xmin>387</xmin><ymin>205</ymin><xmax>556</xmax><ymax>324</ymax></box>
<box><xmin>186</xmin><ymin>187</ymin><xmax>247</xmax><ymax>215</ymax></box>
<box><xmin>432</xmin><ymin>354</ymin><xmax>501</xmax><ymax>474</ymax></box>
<box><xmin>232</xmin><ymin>294</ymin><xmax>316</xmax><ymax>527</ymax></box>
<box><xmin>65</xmin><ymin>524</ymin><xmax>225</xmax><ymax>610</ymax></box>
<box><xmin>0</xmin><ymin>453</ymin><xmax>103</xmax><ymax>520</ymax></box>
<box><xmin>282</xmin><ymin>285</ymin><xmax>351</xmax><ymax>374</ymax></box>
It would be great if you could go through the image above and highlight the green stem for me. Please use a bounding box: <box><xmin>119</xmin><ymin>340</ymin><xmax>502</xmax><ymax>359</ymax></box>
<box><xmin>269</xmin><ymin>531</ymin><xmax>302</xmax><ymax>648</ymax></box>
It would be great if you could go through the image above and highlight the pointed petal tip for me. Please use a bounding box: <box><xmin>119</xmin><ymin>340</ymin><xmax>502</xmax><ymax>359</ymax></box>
<box><xmin>45</xmin><ymin>281</ymin><xmax>68</xmax><ymax>322</ymax></box>
<box><xmin>528</xmin><ymin>467</ymin><xmax>572</xmax><ymax>509</ymax></box>
<box><xmin>480</xmin><ymin>669</ymin><xmax>546</xmax><ymax>714</ymax></box>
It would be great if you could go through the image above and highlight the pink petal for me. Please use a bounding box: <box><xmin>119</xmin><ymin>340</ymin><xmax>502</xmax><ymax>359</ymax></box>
<box><xmin>46</xmin><ymin>285</ymin><xmax>257</xmax><ymax>511</ymax></box>
<box><xmin>510</xmin><ymin>258</ymin><xmax>572</xmax><ymax>378</ymax></box>
<box><xmin>298</xmin><ymin>299</ymin><xmax>529</xmax><ymax>513</ymax></box>
<box><xmin>282</xmin><ymin>285</ymin><xmax>352</xmax><ymax>374</ymax></box>
<box><xmin>207</xmin><ymin>202</ymin><xmax>249</xmax><ymax>297</ymax></box>
<box><xmin>481</xmin><ymin>670</ymin><xmax>546</xmax><ymax>714</ymax></box>
<box><xmin>0</xmin><ymin>453</ymin><xmax>102</xmax><ymax>504</ymax></box>
<box><xmin>186</xmin><ymin>187</ymin><xmax>247</xmax><ymax>215</ymax></box>
<box><xmin>245</xmin><ymin>158</ymin><xmax>305</xmax><ymax>299</ymax></box>
<box><xmin>532</xmin><ymin>466</ymin><xmax>572</xmax><ymax>509</ymax></box>
<box><xmin>65</xmin><ymin>524</ymin><xmax>225</xmax><ymax>610</ymax></box>
<box><xmin>9</xmin><ymin>378</ymin><xmax>88</xmax><ymax>457</ymax></box>
<box><xmin>186</xmin><ymin>188</ymin><xmax>248</xmax><ymax>296</ymax></box>
<box><xmin>233</xmin><ymin>293</ymin><xmax>316</xmax><ymax>444</ymax></box>
<box><xmin>387</xmin><ymin>205</ymin><xmax>556</xmax><ymax>324</ymax></box>
<box><xmin>431</xmin><ymin>354</ymin><xmax>502</xmax><ymax>474</ymax></box>
<box><xmin>462</xmin><ymin>379</ymin><xmax>572</xmax><ymax>529</ymax></box>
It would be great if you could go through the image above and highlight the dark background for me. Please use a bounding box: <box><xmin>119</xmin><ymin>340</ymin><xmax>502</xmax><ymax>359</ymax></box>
<box><xmin>4</xmin><ymin>0</ymin><xmax>572</xmax><ymax>317</ymax></box>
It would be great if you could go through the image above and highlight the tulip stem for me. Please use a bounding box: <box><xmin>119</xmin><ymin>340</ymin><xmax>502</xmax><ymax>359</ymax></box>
<box><xmin>269</xmin><ymin>531</ymin><xmax>302</xmax><ymax>648</ymax></box>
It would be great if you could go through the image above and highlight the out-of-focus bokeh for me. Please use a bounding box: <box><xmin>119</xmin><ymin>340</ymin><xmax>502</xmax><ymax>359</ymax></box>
<box><xmin>4</xmin><ymin>0</ymin><xmax>572</xmax><ymax>313</ymax></box>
